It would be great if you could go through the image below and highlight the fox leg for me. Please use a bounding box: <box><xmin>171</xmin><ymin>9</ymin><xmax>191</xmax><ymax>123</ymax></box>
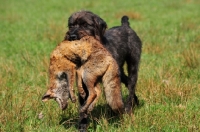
<box><xmin>102</xmin><ymin>65</ymin><xmax>124</xmax><ymax>114</ymax></box>
<box><xmin>79</xmin><ymin>70</ymin><xmax>97</xmax><ymax>113</ymax></box>
<box><xmin>87</xmin><ymin>83</ymin><xmax>101</xmax><ymax>113</ymax></box>
<box><xmin>76</xmin><ymin>69</ymin><xmax>87</xmax><ymax>99</ymax></box>
<box><xmin>79</xmin><ymin>84</ymin><xmax>97</xmax><ymax>113</ymax></box>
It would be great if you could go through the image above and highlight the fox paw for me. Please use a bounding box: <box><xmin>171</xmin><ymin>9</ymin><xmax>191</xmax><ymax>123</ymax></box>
<box><xmin>79</xmin><ymin>92</ymin><xmax>86</xmax><ymax>99</ymax></box>
<box><xmin>79</xmin><ymin>107</ymin><xmax>87</xmax><ymax>113</ymax></box>
<box><xmin>87</xmin><ymin>104</ymin><xmax>94</xmax><ymax>113</ymax></box>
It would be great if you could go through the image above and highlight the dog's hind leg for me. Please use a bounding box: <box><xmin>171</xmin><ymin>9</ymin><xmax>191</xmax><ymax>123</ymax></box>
<box><xmin>125</xmin><ymin>59</ymin><xmax>139</xmax><ymax>114</ymax></box>
<box><xmin>120</xmin><ymin>67</ymin><xmax>128</xmax><ymax>87</ymax></box>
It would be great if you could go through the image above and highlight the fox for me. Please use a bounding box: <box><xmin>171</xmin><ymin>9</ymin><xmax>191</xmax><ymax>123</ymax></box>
<box><xmin>42</xmin><ymin>36</ymin><xmax>124</xmax><ymax>115</ymax></box>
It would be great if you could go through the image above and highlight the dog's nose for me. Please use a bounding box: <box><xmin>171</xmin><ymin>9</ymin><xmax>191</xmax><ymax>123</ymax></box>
<box><xmin>69</xmin><ymin>34</ymin><xmax>77</xmax><ymax>40</ymax></box>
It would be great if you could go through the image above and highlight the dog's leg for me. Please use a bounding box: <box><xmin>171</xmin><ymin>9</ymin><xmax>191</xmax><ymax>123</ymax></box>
<box><xmin>120</xmin><ymin>67</ymin><xmax>128</xmax><ymax>87</ymax></box>
<box><xmin>78</xmin><ymin>84</ymin><xmax>89</xmax><ymax>132</ymax></box>
<box><xmin>78</xmin><ymin>111</ymin><xmax>88</xmax><ymax>132</ymax></box>
<box><xmin>125</xmin><ymin>61</ymin><xmax>139</xmax><ymax>114</ymax></box>
<box><xmin>87</xmin><ymin>83</ymin><xmax>101</xmax><ymax>113</ymax></box>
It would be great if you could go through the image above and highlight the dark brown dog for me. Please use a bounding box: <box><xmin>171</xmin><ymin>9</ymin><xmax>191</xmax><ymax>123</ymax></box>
<box><xmin>64</xmin><ymin>11</ymin><xmax>142</xmax><ymax>114</ymax></box>
<box><xmin>64</xmin><ymin>11</ymin><xmax>142</xmax><ymax>131</ymax></box>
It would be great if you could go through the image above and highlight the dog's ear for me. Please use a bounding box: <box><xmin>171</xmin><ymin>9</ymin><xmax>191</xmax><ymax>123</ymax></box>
<box><xmin>93</xmin><ymin>16</ymin><xmax>107</xmax><ymax>42</ymax></box>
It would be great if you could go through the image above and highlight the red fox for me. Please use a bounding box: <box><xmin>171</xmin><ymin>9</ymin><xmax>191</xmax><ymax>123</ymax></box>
<box><xmin>42</xmin><ymin>36</ymin><xmax>124</xmax><ymax>114</ymax></box>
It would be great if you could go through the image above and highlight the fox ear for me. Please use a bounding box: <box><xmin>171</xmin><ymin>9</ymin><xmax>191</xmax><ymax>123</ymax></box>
<box><xmin>42</xmin><ymin>91</ymin><xmax>53</xmax><ymax>102</ymax></box>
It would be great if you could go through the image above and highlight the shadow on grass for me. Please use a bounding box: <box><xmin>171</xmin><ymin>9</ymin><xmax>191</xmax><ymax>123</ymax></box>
<box><xmin>59</xmin><ymin>98</ymin><xmax>145</xmax><ymax>131</ymax></box>
<box><xmin>59</xmin><ymin>113</ymin><xmax>79</xmax><ymax>129</ymax></box>
<box><xmin>137</xmin><ymin>98</ymin><xmax>145</xmax><ymax>109</ymax></box>
<box><xmin>58</xmin><ymin>104</ymin><xmax>122</xmax><ymax>130</ymax></box>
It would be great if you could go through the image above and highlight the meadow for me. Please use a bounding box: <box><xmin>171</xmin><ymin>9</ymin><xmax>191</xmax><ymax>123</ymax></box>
<box><xmin>0</xmin><ymin>0</ymin><xmax>200</xmax><ymax>131</ymax></box>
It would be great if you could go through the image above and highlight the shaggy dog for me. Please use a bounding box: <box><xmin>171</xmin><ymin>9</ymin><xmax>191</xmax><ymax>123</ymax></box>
<box><xmin>42</xmin><ymin>36</ymin><xmax>124</xmax><ymax>131</ymax></box>
<box><xmin>64</xmin><ymin>10</ymin><xmax>142</xmax><ymax>113</ymax></box>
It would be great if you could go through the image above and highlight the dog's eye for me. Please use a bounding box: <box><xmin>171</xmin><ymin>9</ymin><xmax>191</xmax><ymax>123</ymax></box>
<box><xmin>68</xmin><ymin>24</ymin><xmax>74</xmax><ymax>29</ymax></box>
<box><xmin>68</xmin><ymin>25</ymin><xmax>73</xmax><ymax>29</ymax></box>
<box><xmin>83</xmin><ymin>23</ymin><xmax>88</xmax><ymax>27</ymax></box>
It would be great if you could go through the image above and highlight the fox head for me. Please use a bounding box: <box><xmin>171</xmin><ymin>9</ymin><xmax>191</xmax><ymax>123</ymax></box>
<box><xmin>42</xmin><ymin>48</ymin><xmax>76</xmax><ymax>110</ymax></box>
<box><xmin>42</xmin><ymin>71</ymin><xmax>72</xmax><ymax>110</ymax></box>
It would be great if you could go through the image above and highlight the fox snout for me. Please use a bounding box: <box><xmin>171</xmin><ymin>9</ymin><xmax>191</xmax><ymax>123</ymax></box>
<box><xmin>42</xmin><ymin>90</ymin><xmax>55</xmax><ymax>102</ymax></box>
<box><xmin>42</xmin><ymin>90</ymin><xmax>69</xmax><ymax>110</ymax></box>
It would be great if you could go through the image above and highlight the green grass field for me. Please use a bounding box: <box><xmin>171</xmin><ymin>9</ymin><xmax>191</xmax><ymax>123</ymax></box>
<box><xmin>0</xmin><ymin>0</ymin><xmax>200</xmax><ymax>131</ymax></box>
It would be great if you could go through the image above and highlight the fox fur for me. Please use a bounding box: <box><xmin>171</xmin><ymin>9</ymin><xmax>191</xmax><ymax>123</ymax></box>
<box><xmin>42</xmin><ymin>36</ymin><xmax>124</xmax><ymax>114</ymax></box>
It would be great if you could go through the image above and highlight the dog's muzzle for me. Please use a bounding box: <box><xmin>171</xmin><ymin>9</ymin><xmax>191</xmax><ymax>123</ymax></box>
<box><xmin>67</xmin><ymin>27</ymin><xmax>79</xmax><ymax>40</ymax></box>
<box><xmin>69</xmin><ymin>34</ymin><xmax>78</xmax><ymax>40</ymax></box>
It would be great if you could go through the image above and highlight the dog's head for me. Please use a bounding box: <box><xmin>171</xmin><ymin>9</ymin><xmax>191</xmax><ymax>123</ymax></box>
<box><xmin>64</xmin><ymin>11</ymin><xmax>107</xmax><ymax>42</ymax></box>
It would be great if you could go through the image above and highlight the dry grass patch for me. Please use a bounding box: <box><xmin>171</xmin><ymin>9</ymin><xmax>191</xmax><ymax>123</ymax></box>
<box><xmin>115</xmin><ymin>11</ymin><xmax>142</xmax><ymax>20</ymax></box>
<box><xmin>143</xmin><ymin>43</ymin><xmax>166</xmax><ymax>55</ymax></box>
<box><xmin>43</xmin><ymin>21</ymin><xmax>66</xmax><ymax>43</ymax></box>
<box><xmin>181</xmin><ymin>44</ymin><xmax>200</xmax><ymax>69</ymax></box>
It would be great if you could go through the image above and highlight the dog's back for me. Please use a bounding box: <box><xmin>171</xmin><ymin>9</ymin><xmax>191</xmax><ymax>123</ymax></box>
<box><xmin>103</xmin><ymin>16</ymin><xmax>142</xmax><ymax>68</ymax></box>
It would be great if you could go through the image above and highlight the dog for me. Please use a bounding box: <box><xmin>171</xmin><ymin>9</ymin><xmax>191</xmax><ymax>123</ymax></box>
<box><xmin>64</xmin><ymin>10</ymin><xmax>142</xmax><ymax>113</ymax></box>
<box><xmin>42</xmin><ymin>36</ymin><xmax>124</xmax><ymax>131</ymax></box>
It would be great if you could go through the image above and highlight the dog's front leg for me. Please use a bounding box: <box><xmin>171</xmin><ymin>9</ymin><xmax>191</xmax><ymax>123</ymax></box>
<box><xmin>78</xmin><ymin>89</ymin><xmax>89</xmax><ymax>132</ymax></box>
<box><xmin>79</xmin><ymin>111</ymin><xmax>88</xmax><ymax>132</ymax></box>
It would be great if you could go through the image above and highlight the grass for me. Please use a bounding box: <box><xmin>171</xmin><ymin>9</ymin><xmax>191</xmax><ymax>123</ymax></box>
<box><xmin>0</xmin><ymin>0</ymin><xmax>200</xmax><ymax>131</ymax></box>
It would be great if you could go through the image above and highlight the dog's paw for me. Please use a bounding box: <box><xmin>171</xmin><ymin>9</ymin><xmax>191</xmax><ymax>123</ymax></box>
<box><xmin>79</xmin><ymin>124</ymin><xmax>88</xmax><ymax>132</ymax></box>
<box><xmin>125</xmin><ymin>106</ymin><xmax>132</xmax><ymax>115</ymax></box>
<box><xmin>124</xmin><ymin>98</ymin><xmax>134</xmax><ymax>114</ymax></box>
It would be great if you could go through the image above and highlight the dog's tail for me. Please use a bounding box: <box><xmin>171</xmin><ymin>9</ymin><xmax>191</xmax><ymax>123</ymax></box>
<box><xmin>121</xmin><ymin>16</ymin><xmax>130</xmax><ymax>26</ymax></box>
